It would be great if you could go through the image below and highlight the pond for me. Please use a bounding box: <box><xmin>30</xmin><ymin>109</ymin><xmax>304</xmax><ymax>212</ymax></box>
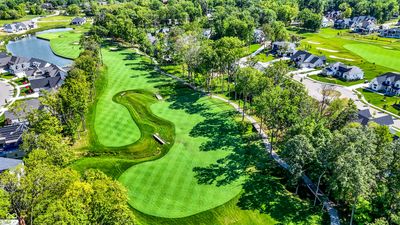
<box><xmin>6</xmin><ymin>28</ymin><xmax>73</xmax><ymax>67</ymax></box>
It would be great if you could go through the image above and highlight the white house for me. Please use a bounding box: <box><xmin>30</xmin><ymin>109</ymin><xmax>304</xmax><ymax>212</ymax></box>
<box><xmin>369</xmin><ymin>72</ymin><xmax>400</xmax><ymax>95</ymax></box>
<box><xmin>3</xmin><ymin>21</ymin><xmax>37</xmax><ymax>33</ymax></box>
<box><xmin>290</xmin><ymin>50</ymin><xmax>326</xmax><ymax>68</ymax></box>
<box><xmin>71</xmin><ymin>17</ymin><xmax>87</xmax><ymax>25</ymax></box>
<box><xmin>322</xmin><ymin>62</ymin><xmax>364</xmax><ymax>81</ymax></box>
<box><xmin>253</xmin><ymin>29</ymin><xmax>265</xmax><ymax>44</ymax></box>
<box><xmin>271</xmin><ymin>41</ymin><xmax>296</xmax><ymax>57</ymax></box>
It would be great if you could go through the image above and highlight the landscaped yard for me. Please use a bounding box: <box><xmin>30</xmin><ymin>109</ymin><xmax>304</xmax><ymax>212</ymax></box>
<box><xmin>298</xmin><ymin>28</ymin><xmax>400</xmax><ymax>86</ymax></box>
<box><xmin>357</xmin><ymin>88</ymin><xmax>400</xmax><ymax>116</ymax></box>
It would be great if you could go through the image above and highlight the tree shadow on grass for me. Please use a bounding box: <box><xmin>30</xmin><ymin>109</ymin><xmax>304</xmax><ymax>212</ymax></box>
<box><xmin>190</xmin><ymin>111</ymin><xmax>245</xmax><ymax>152</ymax></box>
<box><xmin>191</xmin><ymin>117</ymin><xmax>323</xmax><ymax>223</ymax></box>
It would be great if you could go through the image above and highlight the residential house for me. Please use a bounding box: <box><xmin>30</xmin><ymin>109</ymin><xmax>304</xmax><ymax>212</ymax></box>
<box><xmin>357</xmin><ymin>108</ymin><xmax>395</xmax><ymax>128</ymax></box>
<box><xmin>253</xmin><ymin>29</ymin><xmax>265</xmax><ymax>44</ymax></box>
<box><xmin>350</xmin><ymin>16</ymin><xmax>377</xmax><ymax>34</ymax></box>
<box><xmin>290</xmin><ymin>50</ymin><xmax>326</xmax><ymax>68</ymax></box>
<box><xmin>0</xmin><ymin>53</ymin><xmax>66</xmax><ymax>93</ymax></box>
<box><xmin>27</xmin><ymin>64</ymin><xmax>66</xmax><ymax>93</ymax></box>
<box><xmin>325</xmin><ymin>11</ymin><xmax>342</xmax><ymax>21</ymax></box>
<box><xmin>0</xmin><ymin>53</ymin><xmax>11</xmax><ymax>73</ymax></box>
<box><xmin>369</xmin><ymin>72</ymin><xmax>400</xmax><ymax>95</ymax></box>
<box><xmin>322</xmin><ymin>16</ymin><xmax>333</xmax><ymax>28</ymax></box>
<box><xmin>0</xmin><ymin>157</ymin><xmax>23</xmax><ymax>172</ymax></box>
<box><xmin>271</xmin><ymin>41</ymin><xmax>296</xmax><ymax>57</ymax></box>
<box><xmin>41</xmin><ymin>2</ymin><xmax>54</xmax><ymax>9</ymax></box>
<box><xmin>0</xmin><ymin>124</ymin><xmax>27</xmax><ymax>152</ymax></box>
<box><xmin>71</xmin><ymin>17</ymin><xmax>87</xmax><ymax>25</ymax></box>
<box><xmin>3</xmin><ymin>21</ymin><xmax>37</xmax><ymax>33</ymax></box>
<box><xmin>380</xmin><ymin>27</ymin><xmax>400</xmax><ymax>39</ymax></box>
<box><xmin>334</xmin><ymin>18</ymin><xmax>352</xmax><ymax>29</ymax></box>
<box><xmin>4</xmin><ymin>99</ymin><xmax>42</xmax><ymax>125</ymax></box>
<box><xmin>322</xmin><ymin>62</ymin><xmax>364</xmax><ymax>81</ymax></box>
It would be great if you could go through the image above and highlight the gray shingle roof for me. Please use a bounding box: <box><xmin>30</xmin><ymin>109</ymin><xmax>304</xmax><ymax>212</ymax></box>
<box><xmin>0</xmin><ymin>124</ymin><xmax>26</xmax><ymax>144</ymax></box>
<box><xmin>373</xmin><ymin>115</ymin><xmax>394</xmax><ymax>126</ymax></box>
<box><xmin>0</xmin><ymin>157</ymin><xmax>22</xmax><ymax>171</ymax></box>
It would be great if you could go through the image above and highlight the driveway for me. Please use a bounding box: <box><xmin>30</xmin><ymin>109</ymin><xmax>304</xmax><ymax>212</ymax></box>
<box><xmin>0</xmin><ymin>81</ymin><xmax>14</xmax><ymax>108</ymax></box>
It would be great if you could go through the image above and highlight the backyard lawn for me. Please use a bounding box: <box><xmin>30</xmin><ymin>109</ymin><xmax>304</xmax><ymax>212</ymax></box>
<box><xmin>357</xmin><ymin>88</ymin><xmax>400</xmax><ymax>115</ymax></box>
<box><xmin>298</xmin><ymin>28</ymin><xmax>400</xmax><ymax>86</ymax></box>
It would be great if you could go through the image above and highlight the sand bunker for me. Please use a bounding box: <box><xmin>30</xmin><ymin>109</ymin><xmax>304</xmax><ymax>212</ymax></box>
<box><xmin>329</xmin><ymin>55</ymin><xmax>355</xmax><ymax>61</ymax></box>
<box><xmin>307</xmin><ymin>41</ymin><xmax>320</xmax><ymax>45</ymax></box>
<box><xmin>317</xmin><ymin>47</ymin><xmax>339</xmax><ymax>53</ymax></box>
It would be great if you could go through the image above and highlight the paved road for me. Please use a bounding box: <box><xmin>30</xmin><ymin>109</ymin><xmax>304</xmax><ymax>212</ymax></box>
<box><xmin>291</xmin><ymin>70</ymin><xmax>400</xmax><ymax>130</ymax></box>
<box><xmin>0</xmin><ymin>81</ymin><xmax>14</xmax><ymax>108</ymax></box>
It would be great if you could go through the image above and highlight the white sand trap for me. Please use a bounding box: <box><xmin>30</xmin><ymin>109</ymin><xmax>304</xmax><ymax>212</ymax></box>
<box><xmin>317</xmin><ymin>47</ymin><xmax>339</xmax><ymax>53</ymax></box>
<box><xmin>307</xmin><ymin>41</ymin><xmax>320</xmax><ymax>45</ymax></box>
<box><xmin>383</xmin><ymin>46</ymin><xmax>393</xmax><ymax>49</ymax></box>
<box><xmin>109</xmin><ymin>47</ymin><xmax>119</xmax><ymax>50</ymax></box>
<box><xmin>329</xmin><ymin>55</ymin><xmax>355</xmax><ymax>62</ymax></box>
<box><xmin>72</xmin><ymin>42</ymin><xmax>79</xmax><ymax>45</ymax></box>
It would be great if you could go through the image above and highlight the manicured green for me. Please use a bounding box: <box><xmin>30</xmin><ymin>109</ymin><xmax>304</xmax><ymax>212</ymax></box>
<box><xmin>298</xmin><ymin>28</ymin><xmax>399</xmax><ymax>86</ymax></box>
<box><xmin>357</xmin><ymin>88</ymin><xmax>400</xmax><ymax>115</ymax></box>
<box><xmin>36</xmin><ymin>26</ymin><xmax>89</xmax><ymax>59</ymax></box>
<box><xmin>344</xmin><ymin>44</ymin><xmax>400</xmax><ymax>72</ymax></box>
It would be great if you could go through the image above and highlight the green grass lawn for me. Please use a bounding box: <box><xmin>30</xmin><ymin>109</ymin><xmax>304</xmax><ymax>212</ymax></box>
<box><xmin>357</xmin><ymin>88</ymin><xmax>400</xmax><ymax>115</ymax></box>
<box><xmin>0</xmin><ymin>15</ymin><xmax>38</xmax><ymax>26</ymax></box>
<box><xmin>298</xmin><ymin>28</ymin><xmax>399</xmax><ymax>86</ymax></box>
<box><xmin>36</xmin><ymin>26</ymin><xmax>89</xmax><ymax>59</ymax></box>
<box><xmin>38</xmin><ymin>15</ymin><xmax>75</xmax><ymax>22</ymax></box>
<box><xmin>254</xmin><ymin>53</ymin><xmax>275</xmax><ymax>63</ymax></box>
<box><xmin>308</xmin><ymin>74</ymin><xmax>361</xmax><ymax>86</ymax></box>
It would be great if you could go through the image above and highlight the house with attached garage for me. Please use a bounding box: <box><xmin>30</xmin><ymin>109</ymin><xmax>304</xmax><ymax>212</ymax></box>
<box><xmin>380</xmin><ymin>27</ymin><xmax>400</xmax><ymax>39</ymax></box>
<box><xmin>0</xmin><ymin>53</ymin><xmax>67</xmax><ymax>93</ymax></box>
<box><xmin>334</xmin><ymin>18</ymin><xmax>352</xmax><ymax>29</ymax></box>
<box><xmin>271</xmin><ymin>41</ymin><xmax>296</xmax><ymax>57</ymax></box>
<box><xmin>3</xmin><ymin>21</ymin><xmax>37</xmax><ymax>33</ymax></box>
<box><xmin>290</xmin><ymin>50</ymin><xmax>326</xmax><ymax>68</ymax></box>
<box><xmin>357</xmin><ymin>109</ymin><xmax>395</xmax><ymax>132</ymax></box>
<box><xmin>71</xmin><ymin>17</ymin><xmax>87</xmax><ymax>25</ymax></box>
<box><xmin>322</xmin><ymin>62</ymin><xmax>364</xmax><ymax>81</ymax></box>
<box><xmin>369</xmin><ymin>72</ymin><xmax>400</xmax><ymax>96</ymax></box>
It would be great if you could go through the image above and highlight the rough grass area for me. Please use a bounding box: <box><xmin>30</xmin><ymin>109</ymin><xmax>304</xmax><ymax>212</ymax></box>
<box><xmin>357</xmin><ymin>88</ymin><xmax>400</xmax><ymax>115</ymax></box>
<box><xmin>36</xmin><ymin>26</ymin><xmax>89</xmax><ymax>59</ymax></box>
<box><xmin>298</xmin><ymin>28</ymin><xmax>400</xmax><ymax>86</ymax></box>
